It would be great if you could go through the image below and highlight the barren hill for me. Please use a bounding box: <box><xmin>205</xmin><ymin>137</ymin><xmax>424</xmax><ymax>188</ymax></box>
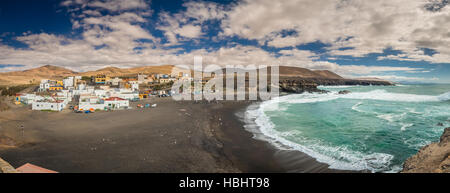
<box><xmin>278</xmin><ymin>66</ymin><xmax>343</xmax><ymax>79</ymax></box>
<box><xmin>0</xmin><ymin>65</ymin><xmax>176</xmax><ymax>85</ymax></box>
<box><xmin>79</xmin><ymin>65</ymin><xmax>175</xmax><ymax>77</ymax></box>
<box><xmin>0</xmin><ymin>64</ymin><xmax>392</xmax><ymax>86</ymax></box>
<box><xmin>0</xmin><ymin>65</ymin><xmax>77</xmax><ymax>85</ymax></box>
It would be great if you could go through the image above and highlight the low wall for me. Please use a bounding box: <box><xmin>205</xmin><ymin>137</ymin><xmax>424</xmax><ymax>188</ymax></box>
<box><xmin>0</xmin><ymin>157</ymin><xmax>18</xmax><ymax>173</ymax></box>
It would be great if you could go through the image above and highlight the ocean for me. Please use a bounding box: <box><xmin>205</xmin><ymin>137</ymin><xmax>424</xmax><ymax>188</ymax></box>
<box><xmin>245</xmin><ymin>84</ymin><xmax>450</xmax><ymax>173</ymax></box>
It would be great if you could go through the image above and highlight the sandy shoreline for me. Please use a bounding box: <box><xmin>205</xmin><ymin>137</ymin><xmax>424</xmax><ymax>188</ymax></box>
<box><xmin>0</xmin><ymin>97</ymin><xmax>349</xmax><ymax>173</ymax></box>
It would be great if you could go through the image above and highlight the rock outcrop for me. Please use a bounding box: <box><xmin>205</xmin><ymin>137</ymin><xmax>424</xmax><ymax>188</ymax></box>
<box><xmin>278</xmin><ymin>75</ymin><xmax>393</xmax><ymax>94</ymax></box>
<box><xmin>402</xmin><ymin>128</ymin><xmax>450</xmax><ymax>173</ymax></box>
<box><xmin>301</xmin><ymin>78</ymin><xmax>394</xmax><ymax>86</ymax></box>
<box><xmin>279</xmin><ymin>79</ymin><xmax>327</xmax><ymax>94</ymax></box>
<box><xmin>338</xmin><ymin>90</ymin><xmax>351</xmax><ymax>95</ymax></box>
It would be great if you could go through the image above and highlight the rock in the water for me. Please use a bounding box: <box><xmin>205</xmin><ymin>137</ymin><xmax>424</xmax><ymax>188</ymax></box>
<box><xmin>440</xmin><ymin>128</ymin><xmax>450</xmax><ymax>144</ymax></box>
<box><xmin>402</xmin><ymin>128</ymin><xmax>450</xmax><ymax>173</ymax></box>
<box><xmin>338</xmin><ymin>90</ymin><xmax>351</xmax><ymax>95</ymax></box>
<box><xmin>437</xmin><ymin>123</ymin><xmax>444</xmax><ymax>127</ymax></box>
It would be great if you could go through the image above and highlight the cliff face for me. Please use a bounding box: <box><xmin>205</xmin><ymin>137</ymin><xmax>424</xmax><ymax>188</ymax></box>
<box><xmin>279</xmin><ymin>79</ymin><xmax>325</xmax><ymax>94</ymax></box>
<box><xmin>278</xmin><ymin>76</ymin><xmax>393</xmax><ymax>94</ymax></box>
<box><xmin>300</xmin><ymin>78</ymin><xmax>393</xmax><ymax>86</ymax></box>
<box><xmin>402</xmin><ymin>128</ymin><xmax>450</xmax><ymax>173</ymax></box>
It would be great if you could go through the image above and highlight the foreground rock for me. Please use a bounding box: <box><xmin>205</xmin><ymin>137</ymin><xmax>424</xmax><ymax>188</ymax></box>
<box><xmin>402</xmin><ymin>128</ymin><xmax>450</xmax><ymax>173</ymax></box>
<box><xmin>338</xmin><ymin>90</ymin><xmax>351</xmax><ymax>95</ymax></box>
<box><xmin>0</xmin><ymin>157</ymin><xmax>18</xmax><ymax>173</ymax></box>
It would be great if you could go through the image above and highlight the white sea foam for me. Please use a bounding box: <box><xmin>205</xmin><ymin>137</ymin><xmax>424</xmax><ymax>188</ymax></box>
<box><xmin>377</xmin><ymin>114</ymin><xmax>396</xmax><ymax>122</ymax></box>
<box><xmin>244</xmin><ymin>89</ymin><xmax>449</xmax><ymax>173</ymax></box>
<box><xmin>400</xmin><ymin>123</ymin><xmax>414</xmax><ymax>131</ymax></box>
<box><xmin>341</xmin><ymin>90</ymin><xmax>441</xmax><ymax>102</ymax></box>
<box><xmin>318</xmin><ymin>85</ymin><xmax>359</xmax><ymax>89</ymax></box>
<box><xmin>377</xmin><ymin>112</ymin><xmax>407</xmax><ymax>123</ymax></box>
<box><xmin>351</xmin><ymin>102</ymin><xmax>372</xmax><ymax>114</ymax></box>
<box><xmin>406</xmin><ymin>108</ymin><xmax>422</xmax><ymax>114</ymax></box>
<box><xmin>246</xmin><ymin>99</ymin><xmax>396</xmax><ymax>173</ymax></box>
<box><xmin>275</xmin><ymin>89</ymin><xmax>448</xmax><ymax>105</ymax></box>
<box><xmin>438</xmin><ymin>91</ymin><xmax>450</xmax><ymax>101</ymax></box>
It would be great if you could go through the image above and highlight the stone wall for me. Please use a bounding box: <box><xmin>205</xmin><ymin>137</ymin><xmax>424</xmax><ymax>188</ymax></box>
<box><xmin>0</xmin><ymin>157</ymin><xmax>18</xmax><ymax>173</ymax></box>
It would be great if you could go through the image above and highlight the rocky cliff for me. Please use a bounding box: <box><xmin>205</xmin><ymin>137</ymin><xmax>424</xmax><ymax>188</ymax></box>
<box><xmin>301</xmin><ymin>78</ymin><xmax>393</xmax><ymax>86</ymax></box>
<box><xmin>279</xmin><ymin>79</ymin><xmax>325</xmax><ymax>94</ymax></box>
<box><xmin>278</xmin><ymin>76</ymin><xmax>393</xmax><ymax>94</ymax></box>
<box><xmin>402</xmin><ymin>128</ymin><xmax>450</xmax><ymax>173</ymax></box>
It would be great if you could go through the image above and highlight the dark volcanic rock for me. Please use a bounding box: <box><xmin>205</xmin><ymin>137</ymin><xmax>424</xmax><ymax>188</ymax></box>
<box><xmin>338</xmin><ymin>90</ymin><xmax>351</xmax><ymax>95</ymax></box>
<box><xmin>279</xmin><ymin>79</ymin><xmax>326</xmax><ymax>94</ymax></box>
<box><xmin>277</xmin><ymin>76</ymin><xmax>393</xmax><ymax>94</ymax></box>
<box><xmin>437</xmin><ymin>123</ymin><xmax>444</xmax><ymax>127</ymax></box>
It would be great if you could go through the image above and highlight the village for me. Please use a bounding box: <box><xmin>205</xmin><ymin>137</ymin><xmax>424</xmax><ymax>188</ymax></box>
<box><xmin>13</xmin><ymin>72</ymin><xmax>191</xmax><ymax>113</ymax></box>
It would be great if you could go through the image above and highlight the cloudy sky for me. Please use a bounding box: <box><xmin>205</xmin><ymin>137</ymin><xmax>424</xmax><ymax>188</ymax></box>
<box><xmin>0</xmin><ymin>0</ymin><xmax>449</xmax><ymax>83</ymax></box>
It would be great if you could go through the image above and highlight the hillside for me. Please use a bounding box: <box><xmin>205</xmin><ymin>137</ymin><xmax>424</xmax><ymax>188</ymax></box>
<box><xmin>0</xmin><ymin>64</ymin><xmax>392</xmax><ymax>87</ymax></box>
<box><xmin>0</xmin><ymin>65</ymin><xmax>77</xmax><ymax>85</ymax></box>
<box><xmin>277</xmin><ymin>66</ymin><xmax>343</xmax><ymax>79</ymax></box>
<box><xmin>79</xmin><ymin>65</ymin><xmax>175</xmax><ymax>77</ymax></box>
<box><xmin>0</xmin><ymin>65</ymin><xmax>176</xmax><ymax>85</ymax></box>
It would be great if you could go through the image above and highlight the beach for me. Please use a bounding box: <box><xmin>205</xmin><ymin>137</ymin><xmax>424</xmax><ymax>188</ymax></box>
<box><xmin>0</xmin><ymin>97</ymin><xmax>344</xmax><ymax>173</ymax></box>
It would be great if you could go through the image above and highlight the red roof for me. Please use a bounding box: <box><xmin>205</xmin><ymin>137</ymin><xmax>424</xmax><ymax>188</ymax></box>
<box><xmin>16</xmin><ymin>163</ymin><xmax>58</xmax><ymax>173</ymax></box>
<box><xmin>104</xmin><ymin>97</ymin><xmax>126</xmax><ymax>101</ymax></box>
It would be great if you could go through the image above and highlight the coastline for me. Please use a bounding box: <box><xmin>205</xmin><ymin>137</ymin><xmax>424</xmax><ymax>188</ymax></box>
<box><xmin>218</xmin><ymin>100</ymin><xmax>358</xmax><ymax>173</ymax></box>
<box><xmin>0</xmin><ymin>96</ymin><xmax>353</xmax><ymax>173</ymax></box>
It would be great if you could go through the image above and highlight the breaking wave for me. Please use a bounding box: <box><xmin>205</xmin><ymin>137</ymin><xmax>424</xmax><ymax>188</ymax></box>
<box><xmin>276</xmin><ymin>90</ymin><xmax>450</xmax><ymax>104</ymax></box>
<box><xmin>245</xmin><ymin>101</ymin><xmax>395</xmax><ymax>172</ymax></box>
<box><xmin>244</xmin><ymin>89</ymin><xmax>449</xmax><ymax>173</ymax></box>
<box><xmin>438</xmin><ymin>91</ymin><xmax>450</xmax><ymax>101</ymax></box>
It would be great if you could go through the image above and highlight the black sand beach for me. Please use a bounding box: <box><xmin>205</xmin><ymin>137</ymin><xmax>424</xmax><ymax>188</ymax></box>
<box><xmin>0</xmin><ymin>97</ymin><xmax>347</xmax><ymax>173</ymax></box>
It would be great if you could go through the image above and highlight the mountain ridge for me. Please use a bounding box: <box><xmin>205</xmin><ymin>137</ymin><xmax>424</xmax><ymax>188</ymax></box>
<box><xmin>0</xmin><ymin>65</ymin><xmax>389</xmax><ymax>86</ymax></box>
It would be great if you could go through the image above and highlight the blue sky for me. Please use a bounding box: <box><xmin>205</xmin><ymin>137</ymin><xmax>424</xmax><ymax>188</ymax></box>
<box><xmin>0</xmin><ymin>0</ymin><xmax>449</xmax><ymax>83</ymax></box>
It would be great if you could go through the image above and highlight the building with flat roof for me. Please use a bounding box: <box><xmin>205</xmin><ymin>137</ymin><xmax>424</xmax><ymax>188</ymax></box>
<box><xmin>32</xmin><ymin>100</ymin><xmax>66</xmax><ymax>111</ymax></box>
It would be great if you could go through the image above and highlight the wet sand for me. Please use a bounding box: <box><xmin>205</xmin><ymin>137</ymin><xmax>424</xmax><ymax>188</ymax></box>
<box><xmin>0</xmin><ymin>97</ymin><xmax>348</xmax><ymax>173</ymax></box>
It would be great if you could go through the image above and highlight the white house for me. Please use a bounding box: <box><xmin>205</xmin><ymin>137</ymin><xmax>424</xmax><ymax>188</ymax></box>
<box><xmin>63</xmin><ymin>77</ymin><xmax>74</xmax><ymax>88</ymax></box>
<box><xmin>115</xmin><ymin>92</ymin><xmax>139</xmax><ymax>100</ymax></box>
<box><xmin>94</xmin><ymin>89</ymin><xmax>108</xmax><ymax>98</ymax></box>
<box><xmin>103</xmin><ymin>97</ymin><xmax>129</xmax><ymax>109</ymax></box>
<box><xmin>32</xmin><ymin>100</ymin><xmax>66</xmax><ymax>111</ymax></box>
<box><xmin>77</xmin><ymin>83</ymin><xmax>86</xmax><ymax>90</ymax></box>
<box><xmin>107</xmin><ymin>77</ymin><xmax>122</xmax><ymax>86</ymax></box>
<box><xmin>78</xmin><ymin>103</ymin><xmax>105</xmax><ymax>111</ymax></box>
<box><xmin>79</xmin><ymin>94</ymin><xmax>100</xmax><ymax>104</ymax></box>
<box><xmin>137</xmin><ymin>74</ymin><xmax>147</xmax><ymax>84</ymax></box>
<box><xmin>129</xmin><ymin>81</ymin><xmax>139</xmax><ymax>91</ymax></box>
<box><xmin>39</xmin><ymin>81</ymin><xmax>50</xmax><ymax>91</ymax></box>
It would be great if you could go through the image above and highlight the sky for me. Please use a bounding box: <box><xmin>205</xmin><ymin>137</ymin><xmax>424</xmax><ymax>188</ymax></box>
<box><xmin>0</xmin><ymin>0</ymin><xmax>449</xmax><ymax>83</ymax></box>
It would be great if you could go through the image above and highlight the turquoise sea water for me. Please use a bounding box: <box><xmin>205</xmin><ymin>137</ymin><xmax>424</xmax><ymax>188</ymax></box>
<box><xmin>246</xmin><ymin>84</ymin><xmax>450</xmax><ymax>172</ymax></box>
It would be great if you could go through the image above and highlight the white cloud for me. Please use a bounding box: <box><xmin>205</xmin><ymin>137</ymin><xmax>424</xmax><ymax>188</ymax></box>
<box><xmin>220</xmin><ymin>0</ymin><xmax>450</xmax><ymax>62</ymax></box>
<box><xmin>364</xmin><ymin>75</ymin><xmax>439</xmax><ymax>82</ymax></box>
<box><xmin>0</xmin><ymin>0</ymin><xmax>445</xmax><ymax>84</ymax></box>
<box><xmin>61</xmin><ymin>0</ymin><xmax>150</xmax><ymax>12</ymax></box>
<box><xmin>156</xmin><ymin>2</ymin><xmax>224</xmax><ymax>45</ymax></box>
